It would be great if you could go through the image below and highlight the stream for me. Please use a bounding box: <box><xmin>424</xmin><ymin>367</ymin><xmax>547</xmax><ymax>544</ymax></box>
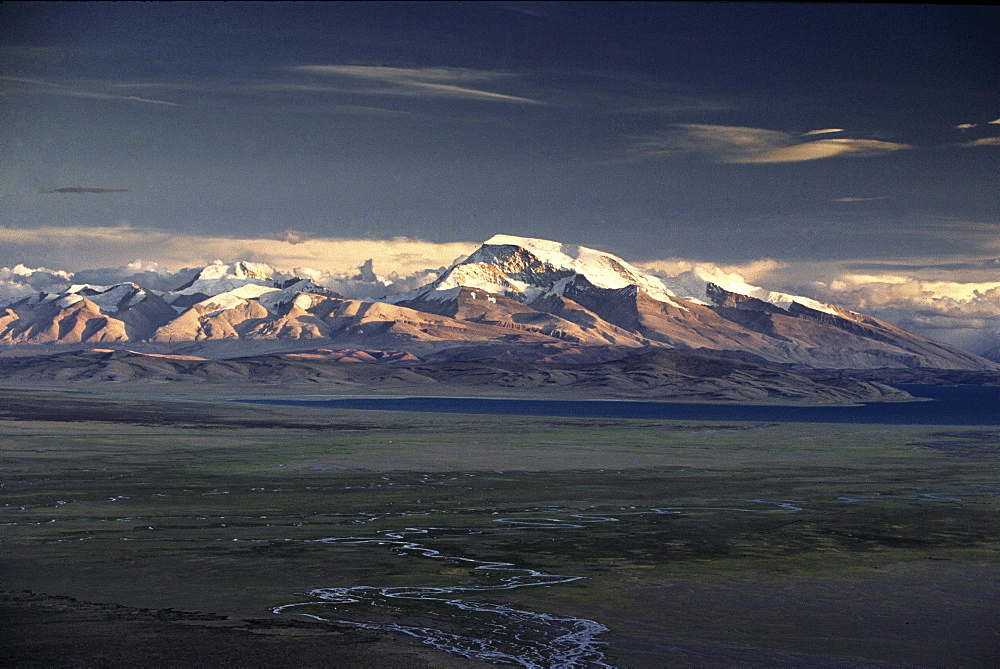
<box><xmin>6</xmin><ymin>483</ymin><xmax>986</xmax><ymax>666</ymax></box>
<box><xmin>272</xmin><ymin>502</ymin><xmax>804</xmax><ymax>668</ymax></box>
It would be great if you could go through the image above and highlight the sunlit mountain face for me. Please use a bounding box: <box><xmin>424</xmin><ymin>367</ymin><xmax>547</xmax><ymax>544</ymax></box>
<box><xmin>0</xmin><ymin>235</ymin><xmax>995</xmax><ymax>373</ymax></box>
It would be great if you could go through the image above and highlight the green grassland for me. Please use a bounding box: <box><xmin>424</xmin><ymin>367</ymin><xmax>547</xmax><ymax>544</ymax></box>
<box><xmin>1</xmin><ymin>389</ymin><xmax>998</xmax><ymax>666</ymax></box>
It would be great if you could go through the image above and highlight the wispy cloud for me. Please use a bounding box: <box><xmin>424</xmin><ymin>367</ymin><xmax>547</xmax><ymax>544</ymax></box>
<box><xmin>832</xmin><ymin>196</ymin><xmax>890</xmax><ymax>203</ymax></box>
<box><xmin>42</xmin><ymin>187</ymin><xmax>128</xmax><ymax>194</ymax></box>
<box><xmin>286</xmin><ymin>65</ymin><xmax>540</xmax><ymax>104</ymax></box>
<box><xmin>0</xmin><ymin>76</ymin><xmax>181</xmax><ymax>106</ymax></box>
<box><xmin>628</xmin><ymin>124</ymin><xmax>911</xmax><ymax>164</ymax></box>
<box><xmin>802</xmin><ymin>128</ymin><xmax>844</xmax><ymax>136</ymax></box>
<box><xmin>955</xmin><ymin>123</ymin><xmax>977</xmax><ymax>130</ymax></box>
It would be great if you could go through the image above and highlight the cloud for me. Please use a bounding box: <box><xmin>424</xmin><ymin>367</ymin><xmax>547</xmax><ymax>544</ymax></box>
<box><xmin>493</xmin><ymin>1</ymin><xmax>553</xmax><ymax>18</ymax></box>
<box><xmin>43</xmin><ymin>187</ymin><xmax>128</xmax><ymax>194</ymax></box>
<box><xmin>638</xmin><ymin>248</ymin><xmax>1000</xmax><ymax>355</ymax></box>
<box><xmin>72</xmin><ymin>261</ymin><xmax>198</xmax><ymax>293</ymax></box>
<box><xmin>240</xmin><ymin>97</ymin><xmax>415</xmax><ymax>117</ymax></box>
<box><xmin>802</xmin><ymin>128</ymin><xmax>844</xmax><ymax>136</ymax></box>
<box><xmin>799</xmin><ymin>273</ymin><xmax>1000</xmax><ymax>352</ymax></box>
<box><xmin>732</xmin><ymin>138</ymin><xmax>912</xmax><ymax>164</ymax></box>
<box><xmin>991</xmin><ymin>119</ymin><xmax>1000</xmax><ymax>125</ymax></box>
<box><xmin>848</xmin><ymin>257</ymin><xmax>1000</xmax><ymax>276</ymax></box>
<box><xmin>832</xmin><ymin>196</ymin><xmax>889</xmax><ymax>202</ymax></box>
<box><xmin>0</xmin><ymin>227</ymin><xmax>475</xmax><ymax>303</ymax></box>
<box><xmin>0</xmin><ymin>76</ymin><xmax>181</xmax><ymax>106</ymax></box>
<box><xmin>635</xmin><ymin>254</ymin><xmax>1000</xmax><ymax>353</ymax></box>
<box><xmin>290</xmin><ymin>264</ymin><xmax>444</xmax><ymax>300</ymax></box>
<box><xmin>271</xmin><ymin>229</ymin><xmax>310</xmax><ymax>245</ymax></box>
<box><xmin>960</xmin><ymin>137</ymin><xmax>1000</xmax><ymax>147</ymax></box>
<box><xmin>629</xmin><ymin>124</ymin><xmax>911</xmax><ymax>164</ymax></box>
<box><xmin>746</xmin><ymin>257</ymin><xmax>1000</xmax><ymax>355</ymax></box>
<box><xmin>0</xmin><ymin>225</ymin><xmax>479</xmax><ymax>277</ymax></box>
<box><xmin>882</xmin><ymin>219</ymin><xmax>1000</xmax><ymax>252</ymax></box>
<box><xmin>955</xmin><ymin>123</ymin><xmax>977</xmax><ymax>130</ymax></box>
<box><xmin>286</xmin><ymin>65</ymin><xmax>540</xmax><ymax>104</ymax></box>
<box><xmin>636</xmin><ymin>258</ymin><xmax>785</xmax><ymax>285</ymax></box>
<box><xmin>0</xmin><ymin>264</ymin><xmax>76</xmax><ymax>307</ymax></box>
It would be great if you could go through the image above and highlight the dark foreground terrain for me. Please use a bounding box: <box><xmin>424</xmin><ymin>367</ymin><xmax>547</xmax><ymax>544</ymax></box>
<box><xmin>1</xmin><ymin>388</ymin><xmax>998</xmax><ymax>666</ymax></box>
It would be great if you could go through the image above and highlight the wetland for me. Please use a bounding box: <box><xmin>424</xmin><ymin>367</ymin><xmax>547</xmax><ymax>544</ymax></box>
<box><xmin>1</xmin><ymin>387</ymin><xmax>998</xmax><ymax>666</ymax></box>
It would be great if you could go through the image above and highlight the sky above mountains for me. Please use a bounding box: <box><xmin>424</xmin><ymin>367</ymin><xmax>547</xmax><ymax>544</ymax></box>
<box><xmin>1</xmin><ymin>2</ymin><xmax>998</xmax><ymax>353</ymax></box>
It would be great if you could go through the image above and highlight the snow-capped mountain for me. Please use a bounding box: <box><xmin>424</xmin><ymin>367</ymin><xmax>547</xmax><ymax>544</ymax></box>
<box><xmin>172</xmin><ymin>261</ymin><xmax>276</xmax><ymax>296</ymax></box>
<box><xmin>393</xmin><ymin>234</ymin><xmax>837</xmax><ymax>314</ymax></box>
<box><xmin>0</xmin><ymin>281</ymin><xmax>177</xmax><ymax>343</ymax></box>
<box><xmin>385</xmin><ymin>234</ymin><xmax>995</xmax><ymax>370</ymax></box>
<box><xmin>0</xmin><ymin>236</ymin><xmax>996</xmax><ymax>371</ymax></box>
<box><xmin>0</xmin><ymin>256</ymin><xmax>571</xmax><ymax>349</ymax></box>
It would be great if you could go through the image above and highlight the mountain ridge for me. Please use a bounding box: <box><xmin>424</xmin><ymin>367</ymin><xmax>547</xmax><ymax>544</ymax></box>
<box><xmin>0</xmin><ymin>237</ymin><xmax>995</xmax><ymax>373</ymax></box>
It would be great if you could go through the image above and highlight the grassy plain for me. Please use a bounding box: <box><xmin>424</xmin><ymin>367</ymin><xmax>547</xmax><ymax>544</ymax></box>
<box><xmin>1</xmin><ymin>387</ymin><xmax>998</xmax><ymax>666</ymax></box>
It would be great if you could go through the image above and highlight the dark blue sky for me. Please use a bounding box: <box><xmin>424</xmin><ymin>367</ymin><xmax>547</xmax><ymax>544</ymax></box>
<box><xmin>0</xmin><ymin>1</ymin><xmax>996</xmax><ymax>272</ymax></box>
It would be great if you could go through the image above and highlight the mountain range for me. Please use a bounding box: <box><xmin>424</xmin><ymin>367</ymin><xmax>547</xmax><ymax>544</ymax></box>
<box><xmin>0</xmin><ymin>234</ymin><xmax>996</xmax><ymax>399</ymax></box>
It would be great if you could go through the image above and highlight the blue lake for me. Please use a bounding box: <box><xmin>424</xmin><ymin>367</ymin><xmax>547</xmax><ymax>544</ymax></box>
<box><xmin>239</xmin><ymin>384</ymin><xmax>1000</xmax><ymax>426</ymax></box>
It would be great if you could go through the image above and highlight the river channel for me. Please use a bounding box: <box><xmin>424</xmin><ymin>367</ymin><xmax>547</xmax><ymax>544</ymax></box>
<box><xmin>272</xmin><ymin>494</ymin><xmax>977</xmax><ymax>668</ymax></box>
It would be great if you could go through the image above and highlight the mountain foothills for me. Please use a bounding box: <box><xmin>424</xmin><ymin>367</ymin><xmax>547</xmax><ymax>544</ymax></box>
<box><xmin>0</xmin><ymin>235</ymin><xmax>996</xmax><ymax>399</ymax></box>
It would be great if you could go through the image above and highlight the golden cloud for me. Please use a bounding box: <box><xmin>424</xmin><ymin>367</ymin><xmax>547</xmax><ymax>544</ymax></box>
<box><xmin>0</xmin><ymin>226</ymin><xmax>478</xmax><ymax>274</ymax></box>
<box><xmin>631</xmin><ymin>124</ymin><xmax>911</xmax><ymax>164</ymax></box>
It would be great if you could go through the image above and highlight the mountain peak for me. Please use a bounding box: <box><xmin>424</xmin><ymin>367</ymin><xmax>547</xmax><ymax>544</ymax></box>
<box><xmin>483</xmin><ymin>234</ymin><xmax>622</xmax><ymax>269</ymax></box>
<box><xmin>479</xmin><ymin>234</ymin><xmax>843</xmax><ymax>316</ymax></box>
<box><xmin>174</xmin><ymin>261</ymin><xmax>278</xmax><ymax>295</ymax></box>
<box><xmin>192</xmin><ymin>260</ymin><xmax>274</xmax><ymax>283</ymax></box>
<box><xmin>460</xmin><ymin>234</ymin><xmax>682</xmax><ymax>304</ymax></box>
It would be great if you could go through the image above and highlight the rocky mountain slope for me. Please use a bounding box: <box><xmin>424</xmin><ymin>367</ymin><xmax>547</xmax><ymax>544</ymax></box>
<box><xmin>0</xmin><ymin>237</ymin><xmax>995</xmax><ymax>373</ymax></box>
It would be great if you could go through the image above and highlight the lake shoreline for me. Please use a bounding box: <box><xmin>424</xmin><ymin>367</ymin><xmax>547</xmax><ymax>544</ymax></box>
<box><xmin>236</xmin><ymin>384</ymin><xmax>999</xmax><ymax>426</ymax></box>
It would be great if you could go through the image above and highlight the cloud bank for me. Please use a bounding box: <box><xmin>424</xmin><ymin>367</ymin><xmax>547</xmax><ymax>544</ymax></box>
<box><xmin>798</xmin><ymin>273</ymin><xmax>1000</xmax><ymax>355</ymax></box>
<box><xmin>0</xmin><ymin>227</ymin><xmax>479</xmax><ymax>304</ymax></box>
<box><xmin>636</xmin><ymin>254</ymin><xmax>1000</xmax><ymax>355</ymax></box>
<box><xmin>0</xmin><ymin>226</ymin><xmax>477</xmax><ymax>276</ymax></box>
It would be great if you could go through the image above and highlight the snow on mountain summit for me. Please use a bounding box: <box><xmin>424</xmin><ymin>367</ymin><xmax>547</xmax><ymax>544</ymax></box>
<box><xmin>395</xmin><ymin>233</ymin><xmax>838</xmax><ymax>317</ymax></box>
<box><xmin>661</xmin><ymin>265</ymin><xmax>840</xmax><ymax>316</ymax></box>
<box><xmin>174</xmin><ymin>260</ymin><xmax>276</xmax><ymax>295</ymax></box>
<box><xmin>34</xmin><ymin>282</ymin><xmax>151</xmax><ymax>313</ymax></box>
<box><xmin>394</xmin><ymin>233</ymin><xmax>686</xmax><ymax>307</ymax></box>
<box><xmin>479</xmin><ymin>234</ymin><xmax>677</xmax><ymax>297</ymax></box>
<box><xmin>480</xmin><ymin>234</ymin><xmax>842</xmax><ymax>316</ymax></box>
